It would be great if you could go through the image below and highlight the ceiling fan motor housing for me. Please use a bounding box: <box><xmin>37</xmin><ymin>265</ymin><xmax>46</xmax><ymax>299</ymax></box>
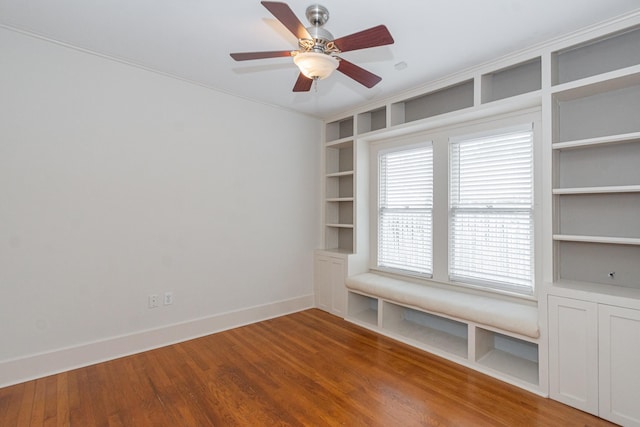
<box><xmin>306</xmin><ymin>4</ymin><xmax>329</xmax><ymax>26</ymax></box>
<box><xmin>300</xmin><ymin>5</ymin><xmax>335</xmax><ymax>54</ymax></box>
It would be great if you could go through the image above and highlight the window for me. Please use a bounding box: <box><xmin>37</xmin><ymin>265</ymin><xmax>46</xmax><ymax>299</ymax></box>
<box><xmin>378</xmin><ymin>144</ymin><xmax>433</xmax><ymax>276</ymax></box>
<box><xmin>370</xmin><ymin>111</ymin><xmax>539</xmax><ymax>298</ymax></box>
<box><xmin>449</xmin><ymin>124</ymin><xmax>534</xmax><ymax>294</ymax></box>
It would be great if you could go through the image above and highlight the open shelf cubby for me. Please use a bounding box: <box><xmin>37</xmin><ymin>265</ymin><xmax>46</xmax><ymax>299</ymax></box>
<box><xmin>325</xmin><ymin>140</ymin><xmax>353</xmax><ymax>174</ymax></box>
<box><xmin>556</xmin><ymin>193</ymin><xmax>640</xmax><ymax>238</ymax></box>
<box><xmin>554</xmin><ymin>139</ymin><xmax>640</xmax><ymax>188</ymax></box>
<box><xmin>347</xmin><ymin>292</ymin><xmax>379</xmax><ymax>327</ymax></box>
<box><xmin>390</xmin><ymin>79</ymin><xmax>474</xmax><ymax>126</ymax></box>
<box><xmin>552</xmin><ymin>25</ymin><xmax>640</xmax><ymax>86</ymax></box>
<box><xmin>325</xmin><ymin>227</ymin><xmax>353</xmax><ymax>253</ymax></box>
<box><xmin>475</xmin><ymin>327</ymin><xmax>539</xmax><ymax>386</ymax></box>
<box><xmin>481</xmin><ymin>57</ymin><xmax>541</xmax><ymax>103</ymax></box>
<box><xmin>556</xmin><ymin>241</ymin><xmax>640</xmax><ymax>289</ymax></box>
<box><xmin>326</xmin><ymin>117</ymin><xmax>354</xmax><ymax>142</ymax></box>
<box><xmin>326</xmin><ymin>173</ymin><xmax>353</xmax><ymax>199</ymax></box>
<box><xmin>382</xmin><ymin>302</ymin><xmax>468</xmax><ymax>359</ymax></box>
<box><xmin>552</xmin><ymin>73</ymin><xmax>640</xmax><ymax>144</ymax></box>
<box><xmin>325</xmin><ymin>200</ymin><xmax>353</xmax><ymax>227</ymax></box>
<box><xmin>357</xmin><ymin>107</ymin><xmax>387</xmax><ymax>134</ymax></box>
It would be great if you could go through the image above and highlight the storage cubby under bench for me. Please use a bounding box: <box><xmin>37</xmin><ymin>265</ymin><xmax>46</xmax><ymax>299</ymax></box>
<box><xmin>345</xmin><ymin>273</ymin><xmax>542</xmax><ymax>394</ymax></box>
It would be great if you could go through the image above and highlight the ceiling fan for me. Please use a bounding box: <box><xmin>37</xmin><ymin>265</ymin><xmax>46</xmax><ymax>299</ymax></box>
<box><xmin>230</xmin><ymin>1</ymin><xmax>394</xmax><ymax>92</ymax></box>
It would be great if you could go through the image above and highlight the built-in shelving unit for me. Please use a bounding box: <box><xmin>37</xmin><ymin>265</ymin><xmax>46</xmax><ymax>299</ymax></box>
<box><xmin>320</xmin><ymin>21</ymin><xmax>547</xmax><ymax>395</ymax></box>
<box><xmin>551</xmin><ymin>26</ymin><xmax>640</xmax><ymax>291</ymax></box>
<box><xmin>324</xmin><ymin>119</ymin><xmax>355</xmax><ymax>252</ymax></box>
<box><xmin>548</xmin><ymin>30</ymin><xmax>640</xmax><ymax>423</ymax></box>
<box><xmin>317</xmin><ymin>12</ymin><xmax>640</xmax><ymax>415</ymax></box>
<box><xmin>347</xmin><ymin>291</ymin><xmax>541</xmax><ymax>393</ymax></box>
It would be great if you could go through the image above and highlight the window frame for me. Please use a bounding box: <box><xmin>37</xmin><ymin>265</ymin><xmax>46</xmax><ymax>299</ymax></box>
<box><xmin>448</xmin><ymin>123</ymin><xmax>535</xmax><ymax>295</ymax></box>
<box><xmin>368</xmin><ymin>109</ymin><xmax>542</xmax><ymax>300</ymax></box>
<box><xmin>377</xmin><ymin>142</ymin><xmax>434</xmax><ymax>278</ymax></box>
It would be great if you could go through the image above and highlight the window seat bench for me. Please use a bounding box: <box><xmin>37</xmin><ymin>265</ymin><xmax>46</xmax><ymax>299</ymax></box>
<box><xmin>345</xmin><ymin>272</ymin><xmax>539</xmax><ymax>339</ymax></box>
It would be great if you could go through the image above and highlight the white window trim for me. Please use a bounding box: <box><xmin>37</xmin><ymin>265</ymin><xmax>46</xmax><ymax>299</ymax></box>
<box><xmin>449</xmin><ymin>123</ymin><xmax>535</xmax><ymax>295</ymax></box>
<box><xmin>372</xmin><ymin>138</ymin><xmax>434</xmax><ymax>278</ymax></box>
<box><xmin>368</xmin><ymin>109</ymin><xmax>542</xmax><ymax>301</ymax></box>
<box><xmin>375</xmin><ymin>141</ymin><xmax>433</xmax><ymax>278</ymax></box>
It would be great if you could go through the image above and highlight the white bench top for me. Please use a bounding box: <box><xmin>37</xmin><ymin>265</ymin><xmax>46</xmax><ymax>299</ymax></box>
<box><xmin>345</xmin><ymin>273</ymin><xmax>539</xmax><ymax>339</ymax></box>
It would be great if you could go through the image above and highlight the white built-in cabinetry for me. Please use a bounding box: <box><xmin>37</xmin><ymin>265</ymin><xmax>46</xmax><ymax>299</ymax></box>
<box><xmin>348</xmin><ymin>290</ymin><xmax>541</xmax><ymax>394</ymax></box>
<box><xmin>549</xmin><ymin>295</ymin><xmax>640</xmax><ymax>426</ymax></box>
<box><xmin>313</xmin><ymin>251</ymin><xmax>346</xmax><ymax>316</ymax></box>
<box><xmin>548</xmin><ymin>22</ymin><xmax>640</xmax><ymax>426</ymax></box>
<box><xmin>548</xmin><ymin>296</ymin><xmax>599</xmax><ymax>414</ymax></box>
<box><xmin>316</xmin><ymin>49</ymin><xmax>546</xmax><ymax>390</ymax></box>
<box><xmin>314</xmin><ymin>11</ymin><xmax>640</xmax><ymax>420</ymax></box>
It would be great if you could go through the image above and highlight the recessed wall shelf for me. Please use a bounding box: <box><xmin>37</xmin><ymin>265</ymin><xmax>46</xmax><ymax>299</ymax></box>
<box><xmin>552</xmin><ymin>25</ymin><xmax>640</xmax><ymax>86</ymax></box>
<box><xmin>357</xmin><ymin>107</ymin><xmax>387</xmax><ymax>134</ymax></box>
<box><xmin>481</xmin><ymin>57</ymin><xmax>541</xmax><ymax>103</ymax></box>
<box><xmin>553</xmin><ymin>74</ymin><xmax>640</xmax><ymax>144</ymax></box>
<box><xmin>390</xmin><ymin>80</ymin><xmax>474</xmax><ymax>126</ymax></box>
<box><xmin>326</xmin><ymin>117</ymin><xmax>354</xmax><ymax>142</ymax></box>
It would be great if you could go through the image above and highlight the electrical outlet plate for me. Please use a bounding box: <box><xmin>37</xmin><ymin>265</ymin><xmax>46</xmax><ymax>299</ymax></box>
<box><xmin>148</xmin><ymin>294</ymin><xmax>159</xmax><ymax>308</ymax></box>
<box><xmin>164</xmin><ymin>292</ymin><xmax>173</xmax><ymax>305</ymax></box>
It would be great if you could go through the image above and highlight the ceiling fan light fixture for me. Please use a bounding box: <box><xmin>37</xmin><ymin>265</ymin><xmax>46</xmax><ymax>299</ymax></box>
<box><xmin>293</xmin><ymin>51</ymin><xmax>339</xmax><ymax>80</ymax></box>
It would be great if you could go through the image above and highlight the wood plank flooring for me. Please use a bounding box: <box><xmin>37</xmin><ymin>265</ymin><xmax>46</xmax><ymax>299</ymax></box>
<box><xmin>0</xmin><ymin>309</ymin><xmax>614</xmax><ymax>426</ymax></box>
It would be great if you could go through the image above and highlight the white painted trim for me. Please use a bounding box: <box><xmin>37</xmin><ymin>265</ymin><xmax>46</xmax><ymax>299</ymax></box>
<box><xmin>0</xmin><ymin>294</ymin><xmax>314</xmax><ymax>388</ymax></box>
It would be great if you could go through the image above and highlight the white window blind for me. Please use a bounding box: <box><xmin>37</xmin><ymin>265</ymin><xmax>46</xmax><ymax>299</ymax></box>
<box><xmin>449</xmin><ymin>125</ymin><xmax>534</xmax><ymax>294</ymax></box>
<box><xmin>378</xmin><ymin>144</ymin><xmax>433</xmax><ymax>276</ymax></box>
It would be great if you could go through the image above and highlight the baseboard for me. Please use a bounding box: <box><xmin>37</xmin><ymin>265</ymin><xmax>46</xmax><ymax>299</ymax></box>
<box><xmin>0</xmin><ymin>294</ymin><xmax>314</xmax><ymax>388</ymax></box>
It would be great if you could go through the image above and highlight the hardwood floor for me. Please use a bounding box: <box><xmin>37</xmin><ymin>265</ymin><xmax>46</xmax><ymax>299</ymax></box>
<box><xmin>0</xmin><ymin>309</ymin><xmax>614</xmax><ymax>426</ymax></box>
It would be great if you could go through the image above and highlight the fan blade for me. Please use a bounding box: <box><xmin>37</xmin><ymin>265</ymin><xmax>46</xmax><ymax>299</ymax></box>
<box><xmin>293</xmin><ymin>73</ymin><xmax>313</xmax><ymax>92</ymax></box>
<box><xmin>261</xmin><ymin>1</ymin><xmax>311</xmax><ymax>40</ymax></box>
<box><xmin>337</xmin><ymin>59</ymin><xmax>382</xmax><ymax>88</ymax></box>
<box><xmin>333</xmin><ymin>25</ymin><xmax>394</xmax><ymax>53</ymax></box>
<box><xmin>230</xmin><ymin>50</ymin><xmax>293</xmax><ymax>61</ymax></box>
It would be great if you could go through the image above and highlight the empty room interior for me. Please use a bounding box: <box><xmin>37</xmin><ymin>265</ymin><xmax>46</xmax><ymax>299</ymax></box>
<box><xmin>2</xmin><ymin>0</ymin><xmax>640</xmax><ymax>425</ymax></box>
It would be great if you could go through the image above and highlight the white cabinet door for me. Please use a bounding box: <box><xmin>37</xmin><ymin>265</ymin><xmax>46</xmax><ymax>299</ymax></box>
<box><xmin>329</xmin><ymin>257</ymin><xmax>346</xmax><ymax>316</ymax></box>
<box><xmin>599</xmin><ymin>305</ymin><xmax>640</xmax><ymax>427</ymax></box>
<box><xmin>313</xmin><ymin>255</ymin><xmax>332</xmax><ymax>312</ymax></box>
<box><xmin>548</xmin><ymin>296</ymin><xmax>599</xmax><ymax>415</ymax></box>
<box><xmin>313</xmin><ymin>253</ymin><xmax>346</xmax><ymax>316</ymax></box>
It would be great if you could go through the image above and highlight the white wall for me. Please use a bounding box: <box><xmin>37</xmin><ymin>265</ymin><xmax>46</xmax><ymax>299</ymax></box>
<box><xmin>0</xmin><ymin>27</ymin><xmax>321</xmax><ymax>385</ymax></box>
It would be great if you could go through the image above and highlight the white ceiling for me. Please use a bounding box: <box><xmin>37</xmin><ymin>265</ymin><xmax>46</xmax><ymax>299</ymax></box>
<box><xmin>1</xmin><ymin>1</ymin><xmax>639</xmax><ymax>119</ymax></box>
